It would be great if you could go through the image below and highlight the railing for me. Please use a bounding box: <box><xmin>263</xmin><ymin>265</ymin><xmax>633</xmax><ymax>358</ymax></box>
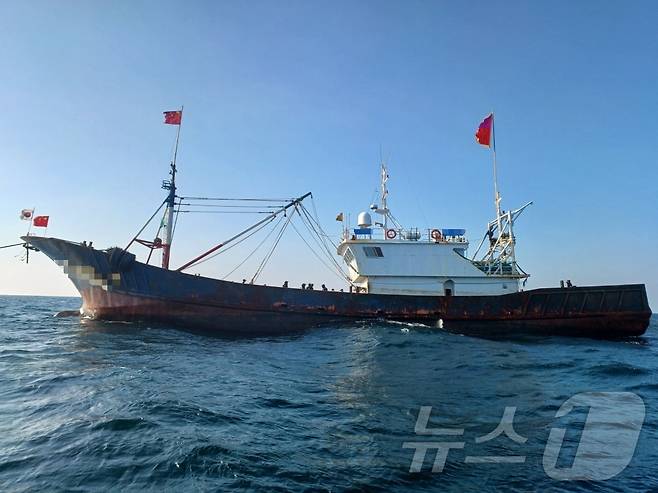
<box><xmin>343</xmin><ymin>227</ymin><xmax>468</xmax><ymax>244</ymax></box>
<box><xmin>472</xmin><ymin>259</ymin><xmax>528</xmax><ymax>278</ymax></box>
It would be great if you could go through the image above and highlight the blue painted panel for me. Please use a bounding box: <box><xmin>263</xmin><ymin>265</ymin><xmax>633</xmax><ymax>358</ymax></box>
<box><xmin>353</xmin><ymin>228</ymin><xmax>372</xmax><ymax>235</ymax></box>
<box><xmin>442</xmin><ymin>228</ymin><xmax>466</xmax><ymax>236</ymax></box>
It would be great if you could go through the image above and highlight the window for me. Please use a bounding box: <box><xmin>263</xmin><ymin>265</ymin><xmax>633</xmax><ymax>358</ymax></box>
<box><xmin>363</xmin><ymin>246</ymin><xmax>384</xmax><ymax>258</ymax></box>
<box><xmin>343</xmin><ymin>248</ymin><xmax>355</xmax><ymax>264</ymax></box>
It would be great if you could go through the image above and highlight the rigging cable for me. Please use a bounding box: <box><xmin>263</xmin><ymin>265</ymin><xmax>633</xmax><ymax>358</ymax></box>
<box><xmin>302</xmin><ymin>203</ymin><xmax>358</xmax><ymax>281</ymax></box>
<box><xmin>123</xmin><ymin>199</ymin><xmax>168</xmax><ymax>253</ymax></box>
<box><xmin>192</xmin><ymin>216</ymin><xmax>279</xmax><ymax>270</ymax></box>
<box><xmin>171</xmin><ymin>198</ymin><xmax>183</xmax><ymax>241</ymax></box>
<box><xmin>179</xmin><ymin>196</ymin><xmax>294</xmax><ymax>202</ymax></box>
<box><xmin>177</xmin><ymin>203</ymin><xmax>281</xmax><ymax>209</ymax></box>
<box><xmin>298</xmin><ymin>203</ymin><xmax>350</xmax><ymax>280</ymax></box>
<box><xmin>300</xmin><ymin>212</ymin><xmax>346</xmax><ymax>277</ymax></box>
<box><xmin>288</xmin><ymin>217</ymin><xmax>348</xmax><ymax>282</ymax></box>
<box><xmin>165</xmin><ymin>192</ymin><xmax>351</xmax><ymax>284</ymax></box>
<box><xmin>309</xmin><ymin>198</ymin><xmax>343</xmax><ymax>243</ymax></box>
<box><xmin>177</xmin><ymin>210</ymin><xmax>274</xmax><ymax>214</ymax></box>
<box><xmin>146</xmin><ymin>205</ymin><xmax>171</xmax><ymax>265</ymax></box>
<box><xmin>250</xmin><ymin>207</ymin><xmax>296</xmax><ymax>284</ymax></box>
<box><xmin>221</xmin><ymin>214</ymin><xmax>286</xmax><ymax>279</ymax></box>
<box><xmin>145</xmin><ymin>219</ymin><xmax>164</xmax><ymax>265</ymax></box>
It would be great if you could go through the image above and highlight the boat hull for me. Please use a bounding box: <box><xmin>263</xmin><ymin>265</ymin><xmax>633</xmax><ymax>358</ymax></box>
<box><xmin>24</xmin><ymin>236</ymin><xmax>652</xmax><ymax>338</ymax></box>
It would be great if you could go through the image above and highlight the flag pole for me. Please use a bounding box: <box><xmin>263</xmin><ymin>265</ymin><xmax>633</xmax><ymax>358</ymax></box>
<box><xmin>25</xmin><ymin>207</ymin><xmax>35</xmax><ymax>264</ymax></box>
<box><xmin>172</xmin><ymin>105</ymin><xmax>183</xmax><ymax>172</ymax></box>
<box><xmin>491</xmin><ymin>112</ymin><xmax>502</xmax><ymax>232</ymax></box>
<box><xmin>162</xmin><ymin>106</ymin><xmax>183</xmax><ymax>269</ymax></box>
<box><xmin>27</xmin><ymin>207</ymin><xmax>34</xmax><ymax>237</ymax></box>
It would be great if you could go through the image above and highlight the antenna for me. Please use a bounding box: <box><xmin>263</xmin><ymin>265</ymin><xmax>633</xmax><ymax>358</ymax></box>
<box><xmin>379</xmin><ymin>149</ymin><xmax>389</xmax><ymax>230</ymax></box>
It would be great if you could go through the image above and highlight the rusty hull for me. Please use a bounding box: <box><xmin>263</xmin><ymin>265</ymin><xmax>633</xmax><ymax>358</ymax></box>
<box><xmin>24</xmin><ymin>236</ymin><xmax>652</xmax><ymax>338</ymax></box>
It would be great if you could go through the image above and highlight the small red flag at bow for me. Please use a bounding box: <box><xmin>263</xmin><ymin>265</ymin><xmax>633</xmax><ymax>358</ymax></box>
<box><xmin>163</xmin><ymin>110</ymin><xmax>182</xmax><ymax>125</ymax></box>
<box><xmin>33</xmin><ymin>216</ymin><xmax>49</xmax><ymax>228</ymax></box>
<box><xmin>475</xmin><ymin>113</ymin><xmax>493</xmax><ymax>147</ymax></box>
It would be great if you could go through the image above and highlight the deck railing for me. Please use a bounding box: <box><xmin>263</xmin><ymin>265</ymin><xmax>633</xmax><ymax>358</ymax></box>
<box><xmin>344</xmin><ymin>227</ymin><xmax>468</xmax><ymax>244</ymax></box>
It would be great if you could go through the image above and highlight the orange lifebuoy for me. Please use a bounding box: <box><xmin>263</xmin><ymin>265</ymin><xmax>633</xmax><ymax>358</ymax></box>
<box><xmin>386</xmin><ymin>228</ymin><xmax>397</xmax><ymax>239</ymax></box>
<box><xmin>431</xmin><ymin>229</ymin><xmax>442</xmax><ymax>241</ymax></box>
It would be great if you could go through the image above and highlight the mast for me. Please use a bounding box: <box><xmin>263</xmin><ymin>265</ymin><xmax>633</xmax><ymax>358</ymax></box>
<box><xmin>491</xmin><ymin>112</ymin><xmax>502</xmax><ymax>232</ymax></box>
<box><xmin>381</xmin><ymin>161</ymin><xmax>388</xmax><ymax>229</ymax></box>
<box><xmin>470</xmin><ymin>112</ymin><xmax>532</xmax><ymax>278</ymax></box>
<box><xmin>162</xmin><ymin>106</ymin><xmax>183</xmax><ymax>269</ymax></box>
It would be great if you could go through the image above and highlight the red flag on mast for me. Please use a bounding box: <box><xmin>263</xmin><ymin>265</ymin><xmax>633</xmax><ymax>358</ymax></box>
<box><xmin>163</xmin><ymin>110</ymin><xmax>182</xmax><ymax>125</ymax></box>
<box><xmin>33</xmin><ymin>216</ymin><xmax>49</xmax><ymax>228</ymax></box>
<box><xmin>475</xmin><ymin>113</ymin><xmax>493</xmax><ymax>147</ymax></box>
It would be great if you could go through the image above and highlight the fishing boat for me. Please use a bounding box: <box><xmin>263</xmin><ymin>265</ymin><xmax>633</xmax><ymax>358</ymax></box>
<box><xmin>21</xmin><ymin>111</ymin><xmax>651</xmax><ymax>337</ymax></box>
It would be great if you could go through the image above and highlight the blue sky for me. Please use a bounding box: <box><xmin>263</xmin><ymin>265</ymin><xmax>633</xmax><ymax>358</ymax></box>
<box><xmin>1</xmin><ymin>1</ymin><xmax>657</xmax><ymax>306</ymax></box>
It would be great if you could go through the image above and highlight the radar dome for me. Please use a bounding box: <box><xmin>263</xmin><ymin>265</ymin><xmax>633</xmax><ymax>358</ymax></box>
<box><xmin>357</xmin><ymin>212</ymin><xmax>372</xmax><ymax>228</ymax></box>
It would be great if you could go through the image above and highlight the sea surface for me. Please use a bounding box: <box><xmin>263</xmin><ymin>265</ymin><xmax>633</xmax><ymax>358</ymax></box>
<box><xmin>0</xmin><ymin>295</ymin><xmax>656</xmax><ymax>492</ymax></box>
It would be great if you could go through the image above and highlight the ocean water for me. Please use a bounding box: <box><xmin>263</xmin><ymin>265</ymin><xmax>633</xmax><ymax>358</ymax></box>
<box><xmin>0</xmin><ymin>295</ymin><xmax>656</xmax><ymax>492</ymax></box>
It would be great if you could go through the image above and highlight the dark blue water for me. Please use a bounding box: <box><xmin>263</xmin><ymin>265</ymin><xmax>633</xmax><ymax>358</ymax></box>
<box><xmin>1</xmin><ymin>295</ymin><xmax>656</xmax><ymax>492</ymax></box>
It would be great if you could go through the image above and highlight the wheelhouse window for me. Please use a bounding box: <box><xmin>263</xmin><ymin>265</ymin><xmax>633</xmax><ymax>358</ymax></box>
<box><xmin>343</xmin><ymin>247</ymin><xmax>355</xmax><ymax>264</ymax></box>
<box><xmin>363</xmin><ymin>246</ymin><xmax>384</xmax><ymax>258</ymax></box>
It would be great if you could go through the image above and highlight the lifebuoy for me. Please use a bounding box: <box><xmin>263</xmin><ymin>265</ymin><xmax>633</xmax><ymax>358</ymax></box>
<box><xmin>386</xmin><ymin>228</ymin><xmax>397</xmax><ymax>239</ymax></box>
<box><xmin>431</xmin><ymin>229</ymin><xmax>442</xmax><ymax>241</ymax></box>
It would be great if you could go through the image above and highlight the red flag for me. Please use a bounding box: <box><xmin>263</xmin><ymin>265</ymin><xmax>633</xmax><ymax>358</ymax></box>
<box><xmin>475</xmin><ymin>113</ymin><xmax>493</xmax><ymax>147</ymax></box>
<box><xmin>163</xmin><ymin>110</ymin><xmax>182</xmax><ymax>125</ymax></box>
<box><xmin>33</xmin><ymin>216</ymin><xmax>49</xmax><ymax>228</ymax></box>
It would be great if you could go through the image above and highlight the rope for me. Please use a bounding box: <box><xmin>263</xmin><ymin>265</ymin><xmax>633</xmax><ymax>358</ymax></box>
<box><xmin>171</xmin><ymin>199</ymin><xmax>182</xmax><ymax>240</ymax></box>
<box><xmin>250</xmin><ymin>208</ymin><xmax>295</xmax><ymax>283</ymax></box>
<box><xmin>123</xmin><ymin>199</ymin><xmax>167</xmax><ymax>253</ymax></box>
<box><xmin>177</xmin><ymin>210</ymin><xmax>274</xmax><ymax>214</ymax></box>
<box><xmin>221</xmin><ymin>215</ymin><xmax>285</xmax><ymax>279</ymax></box>
<box><xmin>289</xmin><ymin>218</ymin><xmax>347</xmax><ymax>282</ymax></box>
<box><xmin>179</xmin><ymin>196</ymin><xmax>293</xmax><ymax>202</ymax></box>
<box><xmin>298</xmin><ymin>204</ymin><xmax>349</xmax><ymax>279</ymax></box>
<box><xmin>192</xmin><ymin>216</ymin><xmax>278</xmax><ymax>269</ymax></box>
<box><xmin>164</xmin><ymin>192</ymin><xmax>351</xmax><ymax>286</ymax></box>
<box><xmin>145</xmin><ymin>209</ymin><xmax>167</xmax><ymax>265</ymax></box>
<box><xmin>177</xmin><ymin>203</ymin><xmax>280</xmax><ymax>209</ymax></box>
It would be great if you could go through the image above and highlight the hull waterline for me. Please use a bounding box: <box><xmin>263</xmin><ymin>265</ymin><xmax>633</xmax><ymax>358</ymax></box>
<box><xmin>24</xmin><ymin>236</ymin><xmax>652</xmax><ymax>338</ymax></box>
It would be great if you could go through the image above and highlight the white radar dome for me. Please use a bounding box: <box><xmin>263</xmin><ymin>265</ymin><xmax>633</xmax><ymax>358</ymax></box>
<box><xmin>357</xmin><ymin>212</ymin><xmax>372</xmax><ymax>228</ymax></box>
